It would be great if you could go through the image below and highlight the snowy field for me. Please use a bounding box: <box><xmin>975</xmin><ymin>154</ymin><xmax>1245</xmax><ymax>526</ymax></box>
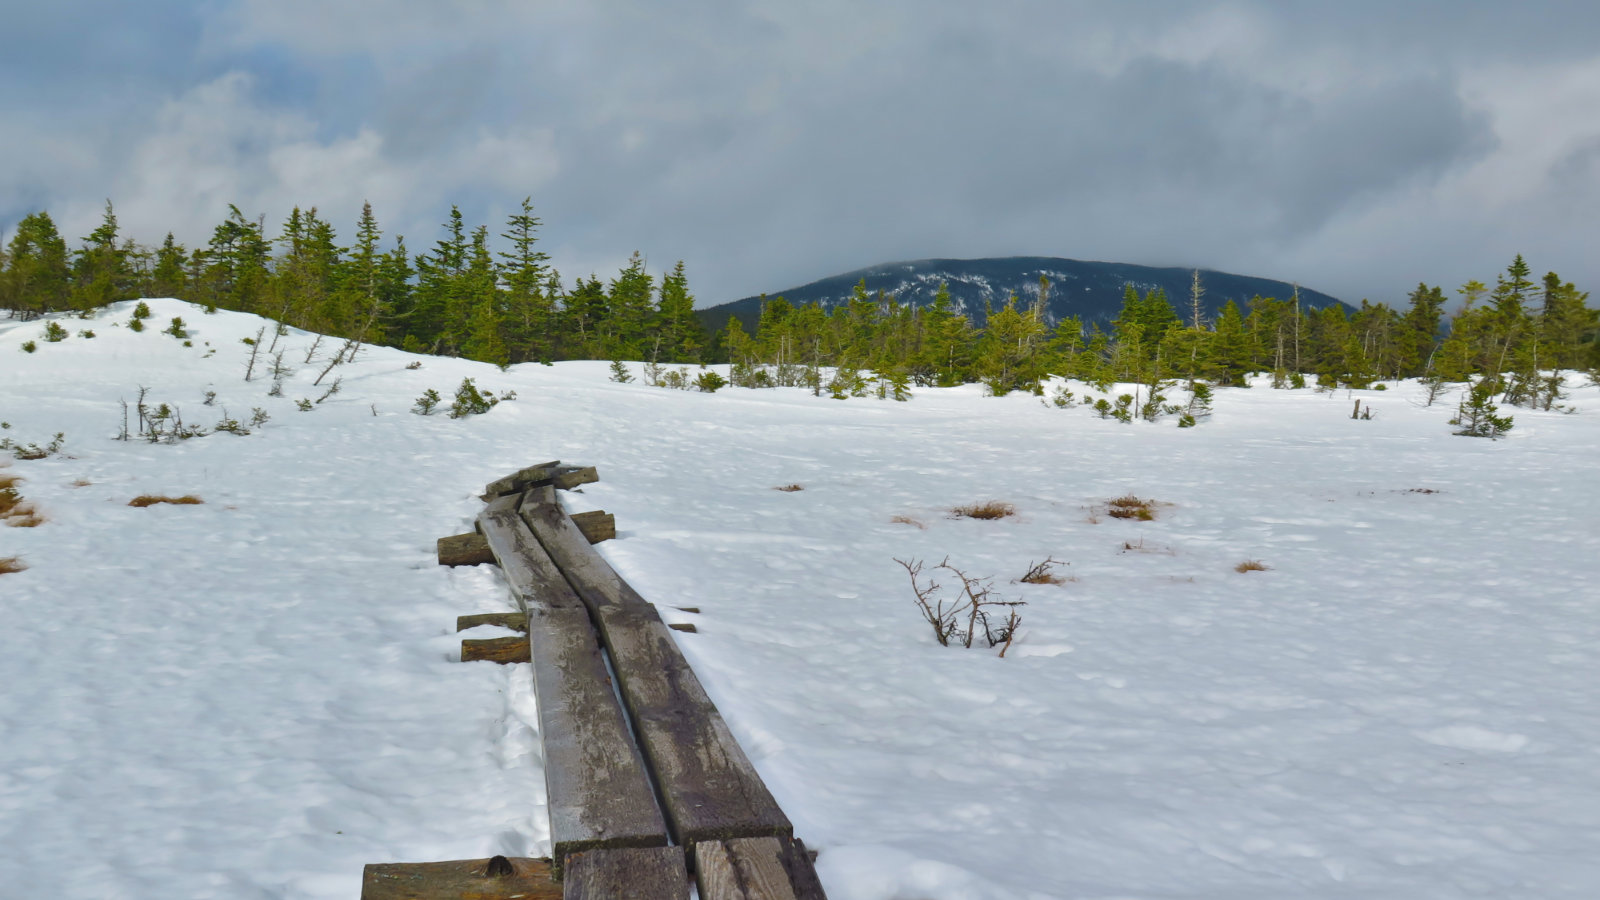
<box><xmin>2</xmin><ymin>298</ymin><xmax>1598</xmax><ymax>900</ymax></box>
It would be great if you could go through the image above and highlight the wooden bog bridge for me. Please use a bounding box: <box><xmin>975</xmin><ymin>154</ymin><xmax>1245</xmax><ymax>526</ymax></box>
<box><xmin>362</xmin><ymin>463</ymin><xmax>827</xmax><ymax>900</ymax></box>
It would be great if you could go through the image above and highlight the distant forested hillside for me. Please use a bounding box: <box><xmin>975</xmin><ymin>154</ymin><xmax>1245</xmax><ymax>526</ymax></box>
<box><xmin>696</xmin><ymin>256</ymin><xmax>1350</xmax><ymax>335</ymax></box>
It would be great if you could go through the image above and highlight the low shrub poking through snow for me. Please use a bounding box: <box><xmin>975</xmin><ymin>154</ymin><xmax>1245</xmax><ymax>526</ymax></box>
<box><xmin>1235</xmin><ymin>559</ymin><xmax>1270</xmax><ymax>573</ymax></box>
<box><xmin>128</xmin><ymin>495</ymin><xmax>204</xmax><ymax>508</ymax></box>
<box><xmin>951</xmin><ymin>500</ymin><xmax>1015</xmax><ymax>520</ymax></box>
<box><xmin>894</xmin><ymin>556</ymin><xmax>1027</xmax><ymax>656</ymax></box>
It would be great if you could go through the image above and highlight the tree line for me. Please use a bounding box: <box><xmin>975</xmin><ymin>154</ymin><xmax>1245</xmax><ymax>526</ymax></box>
<box><xmin>4</xmin><ymin>200</ymin><xmax>1597</xmax><ymax>406</ymax></box>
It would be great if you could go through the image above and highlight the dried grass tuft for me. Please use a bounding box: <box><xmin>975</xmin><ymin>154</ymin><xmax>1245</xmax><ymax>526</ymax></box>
<box><xmin>1106</xmin><ymin>495</ymin><xmax>1156</xmax><ymax>521</ymax></box>
<box><xmin>70</xmin><ymin>477</ymin><xmax>93</xmax><ymax>487</ymax></box>
<box><xmin>951</xmin><ymin>501</ymin><xmax>1015</xmax><ymax>520</ymax></box>
<box><xmin>1234</xmin><ymin>559</ymin><xmax>1270</xmax><ymax>573</ymax></box>
<box><xmin>0</xmin><ymin>556</ymin><xmax>25</xmax><ymax>575</ymax></box>
<box><xmin>890</xmin><ymin>515</ymin><xmax>927</xmax><ymax>529</ymax></box>
<box><xmin>774</xmin><ymin>484</ymin><xmax>804</xmax><ymax>492</ymax></box>
<box><xmin>128</xmin><ymin>494</ymin><xmax>204</xmax><ymax>508</ymax></box>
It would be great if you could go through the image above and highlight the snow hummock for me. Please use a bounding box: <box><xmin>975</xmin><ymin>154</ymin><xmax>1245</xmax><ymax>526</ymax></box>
<box><xmin>2</xmin><ymin>299</ymin><xmax>1598</xmax><ymax>899</ymax></box>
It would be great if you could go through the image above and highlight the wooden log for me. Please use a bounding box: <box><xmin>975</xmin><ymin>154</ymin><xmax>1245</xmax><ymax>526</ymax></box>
<box><xmin>438</xmin><ymin>532</ymin><xmax>494</xmax><ymax>566</ymax></box>
<box><xmin>562</xmin><ymin>847</ymin><xmax>689</xmax><ymax>900</ymax></box>
<box><xmin>361</xmin><ymin>856</ymin><xmax>560</xmax><ymax>900</ymax></box>
<box><xmin>462</xmin><ymin>636</ymin><xmax>531</xmax><ymax>664</ymax></box>
<box><xmin>457</xmin><ymin>611</ymin><xmax>529</xmax><ymax>632</ymax></box>
<box><xmin>520</xmin><ymin>486</ymin><xmax>793</xmax><ymax>849</ymax></box>
<box><xmin>694</xmin><ymin>838</ymin><xmax>797</xmax><ymax>900</ymax></box>
<box><xmin>570</xmin><ymin>510</ymin><xmax>617</xmax><ymax>544</ymax></box>
<box><xmin>553</xmin><ymin>466</ymin><xmax>599</xmax><ymax>491</ymax></box>
<box><xmin>667</xmin><ymin>623</ymin><xmax>698</xmax><ymax>634</ymax></box>
<box><xmin>481</xmin><ymin>461</ymin><xmax>563</xmax><ymax>500</ymax></box>
<box><xmin>477</xmin><ymin>494</ymin><xmax>670</xmax><ymax>872</ymax></box>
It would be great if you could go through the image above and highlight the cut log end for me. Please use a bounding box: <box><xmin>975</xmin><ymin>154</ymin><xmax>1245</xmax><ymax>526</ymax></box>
<box><xmin>462</xmin><ymin>636</ymin><xmax>531</xmax><ymax>664</ymax></box>
<box><xmin>361</xmin><ymin>857</ymin><xmax>560</xmax><ymax>900</ymax></box>
<box><xmin>438</xmin><ymin>532</ymin><xmax>494</xmax><ymax>567</ymax></box>
<box><xmin>667</xmin><ymin>623</ymin><xmax>698</xmax><ymax>634</ymax></box>
<box><xmin>570</xmin><ymin>509</ymin><xmax>617</xmax><ymax>544</ymax></box>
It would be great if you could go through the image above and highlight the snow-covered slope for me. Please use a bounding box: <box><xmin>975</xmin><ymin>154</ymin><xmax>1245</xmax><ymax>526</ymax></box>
<box><xmin>3</xmin><ymin>300</ymin><xmax>1598</xmax><ymax>899</ymax></box>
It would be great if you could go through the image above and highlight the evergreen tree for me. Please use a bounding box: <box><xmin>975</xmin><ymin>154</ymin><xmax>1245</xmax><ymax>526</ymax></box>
<box><xmin>656</xmin><ymin>261</ymin><xmax>703</xmax><ymax>362</ymax></box>
<box><xmin>1</xmin><ymin>212</ymin><xmax>71</xmax><ymax>318</ymax></box>
<box><xmin>498</xmin><ymin>197</ymin><xmax>555</xmax><ymax>363</ymax></box>
<box><xmin>72</xmin><ymin>200</ymin><xmax>134</xmax><ymax>311</ymax></box>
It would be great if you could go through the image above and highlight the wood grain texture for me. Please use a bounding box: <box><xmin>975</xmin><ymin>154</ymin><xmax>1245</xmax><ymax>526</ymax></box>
<box><xmin>695</xmin><ymin>838</ymin><xmax>798</xmax><ymax>900</ymax></box>
<box><xmin>477</xmin><ymin>495</ymin><xmax>587</xmax><ymax>615</ymax></box>
<box><xmin>438</xmin><ymin>532</ymin><xmax>495</xmax><ymax>566</ymax></box>
<box><xmin>477</xmin><ymin>493</ymin><xmax>669</xmax><ymax>870</ymax></box>
<box><xmin>570</xmin><ymin>510</ymin><xmax>617</xmax><ymax>544</ymax></box>
<box><xmin>561</xmin><ymin>847</ymin><xmax>689</xmax><ymax>900</ymax></box>
<box><xmin>777</xmin><ymin>839</ymin><xmax>829</xmax><ymax>900</ymax></box>
<box><xmin>457</xmin><ymin>611</ymin><xmax>529</xmax><ymax>632</ymax></box>
<box><xmin>361</xmin><ymin>856</ymin><xmax>560</xmax><ymax>900</ymax></box>
<box><xmin>520</xmin><ymin>486</ymin><xmax>792</xmax><ymax>848</ymax></box>
<box><xmin>461</xmin><ymin>636</ymin><xmax>530</xmax><ymax>664</ymax></box>
<box><xmin>553</xmin><ymin>466</ymin><xmax>599</xmax><ymax>491</ymax></box>
<box><xmin>481</xmin><ymin>461</ymin><xmax>563</xmax><ymax>500</ymax></box>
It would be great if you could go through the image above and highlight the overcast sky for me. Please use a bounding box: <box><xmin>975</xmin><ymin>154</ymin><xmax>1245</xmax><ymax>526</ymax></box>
<box><xmin>5</xmin><ymin>1</ymin><xmax>1600</xmax><ymax>308</ymax></box>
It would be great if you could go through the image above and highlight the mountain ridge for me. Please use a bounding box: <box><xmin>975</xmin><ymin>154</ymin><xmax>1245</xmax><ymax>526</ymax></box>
<box><xmin>698</xmin><ymin>256</ymin><xmax>1349</xmax><ymax>332</ymax></box>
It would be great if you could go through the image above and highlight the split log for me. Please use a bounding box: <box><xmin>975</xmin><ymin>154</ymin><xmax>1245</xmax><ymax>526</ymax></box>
<box><xmin>457</xmin><ymin>611</ymin><xmax>529</xmax><ymax>632</ymax></box>
<box><xmin>554</xmin><ymin>466</ymin><xmax>599</xmax><ymax>491</ymax></box>
<box><xmin>481</xmin><ymin>463</ymin><xmax>600</xmax><ymax>500</ymax></box>
<box><xmin>570</xmin><ymin>510</ymin><xmax>617</xmax><ymax>544</ymax></box>
<box><xmin>361</xmin><ymin>856</ymin><xmax>560</xmax><ymax>900</ymax></box>
<box><xmin>478</xmin><ymin>494</ymin><xmax>669</xmax><ymax>873</ymax></box>
<box><xmin>695</xmin><ymin>838</ymin><xmax>797</xmax><ymax>900</ymax></box>
<box><xmin>562</xmin><ymin>847</ymin><xmax>689</xmax><ymax>900</ymax></box>
<box><xmin>462</xmin><ymin>636</ymin><xmax>530</xmax><ymax>664</ymax></box>
<box><xmin>437</xmin><ymin>532</ymin><xmax>494</xmax><ymax>566</ymax></box>
<box><xmin>520</xmin><ymin>486</ymin><xmax>792</xmax><ymax>848</ymax></box>
<box><xmin>481</xmin><ymin>461</ymin><xmax>562</xmax><ymax>500</ymax></box>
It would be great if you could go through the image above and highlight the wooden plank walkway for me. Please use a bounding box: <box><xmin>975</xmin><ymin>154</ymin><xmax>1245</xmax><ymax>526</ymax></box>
<box><xmin>364</xmin><ymin>461</ymin><xmax>825</xmax><ymax>900</ymax></box>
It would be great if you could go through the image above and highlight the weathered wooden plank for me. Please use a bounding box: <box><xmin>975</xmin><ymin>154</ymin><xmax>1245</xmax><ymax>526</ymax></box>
<box><xmin>667</xmin><ymin>622</ymin><xmax>698</xmax><ymax>634</ymax></box>
<box><xmin>570</xmin><ymin>509</ymin><xmax>617</xmax><ymax>544</ymax></box>
<box><xmin>481</xmin><ymin>461</ymin><xmax>562</xmax><ymax>500</ymax></box>
<box><xmin>438</xmin><ymin>532</ymin><xmax>494</xmax><ymax>566</ymax></box>
<box><xmin>457</xmin><ymin>611</ymin><xmax>529</xmax><ymax>632</ymax></box>
<box><xmin>477</xmin><ymin>494</ymin><xmax>588</xmax><ymax>615</ymax></box>
<box><xmin>462</xmin><ymin>635</ymin><xmax>531</xmax><ymax>664</ymax></box>
<box><xmin>695</xmin><ymin>838</ymin><xmax>799</xmax><ymax>900</ymax></box>
<box><xmin>553</xmin><ymin>466</ymin><xmax>599</xmax><ymax>491</ymax></box>
<box><xmin>520</xmin><ymin>486</ymin><xmax>793</xmax><ymax>849</ymax></box>
<box><xmin>777</xmin><ymin>839</ymin><xmax>828</xmax><ymax>900</ymax></box>
<box><xmin>361</xmin><ymin>855</ymin><xmax>560</xmax><ymax>900</ymax></box>
<box><xmin>477</xmin><ymin>493</ymin><xmax>669</xmax><ymax>872</ymax></box>
<box><xmin>561</xmin><ymin>847</ymin><xmax>689</xmax><ymax>900</ymax></box>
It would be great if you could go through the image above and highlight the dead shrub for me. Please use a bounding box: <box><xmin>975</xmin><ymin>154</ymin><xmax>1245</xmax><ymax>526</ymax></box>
<box><xmin>894</xmin><ymin>557</ymin><xmax>1026</xmax><ymax>656</ymax></box>
<box><xmin>774</xmin><ymin>484</ymin><xmax>804</xmax><ymax>492</ymax></box>
<box><xmin>1234</xmin><ymin>559</ymin><xmax>1270</xmax><ymax>573</ymax></box>
<box><xmin>890</xmin><ymin>515</ymin><xmax>927</xmax><ymax>529</ymax></box>
<box><xmin>951</xmin><ymin>501</ymin><xmax>1015</xmax><ymax>520</ymax></box>
<box><xmin>0</xmin><ymin>556</ymin><xmax>25</xmax><ymax>575</ymax></box>
<box><xmin>70</xmin><ymin>477</ymin><xmax>93</xmax><ymax>487</ymax></box>
<box><xmin>1018</xmin><ymin>557</ymin><xmax>1069</xmax><ymax>585</ymax></box>
<box><xmin>1105</xmin><ymin>495</ymin><xmax>1156</xmax><ymax>521</ymax></box>
<box><xmin>128</xmin><ymin>494</ymin><xmax>204</xmax><ymax>508</ymax></box>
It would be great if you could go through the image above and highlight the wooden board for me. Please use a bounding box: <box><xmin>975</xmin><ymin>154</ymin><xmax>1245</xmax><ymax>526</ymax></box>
<box><xmin>695</xmin><ymin>838</ymin><xmax>797</xmax><ymax>900</ymax></box>
<box><xmin>553</xmin><ymin>466</ymin><xmax>599</xmax><ymax>491</ymax></box>
<box><xmin>457</xmin><ymin>611</ymin><xmax>529</xmax><ymax>632</ymax></box>
<box><xmin>477</xmin><ymin>494</ymin><xmax>669</xmax><ymax>871</ymax></box>
<box><xmin>570</xmin><ymin>510</ymin><xmax>617</xmax><ymax>544</ymax></box>
<box><xmin>776</xmin><ymin>839</ymin><xmax>828</xmax><ymax>900</ymax></box>
<box><xmin>520</xmin><ymin>486</ymin><xmax>793</xmax><ymax>848</ymax></box>
<box><xmin>561</xmin><ymin>847</ymin><xmax>688</xmax><ymax>900</ymax></box>
<box><xmin>462</xmin><ymin>636</ymin><xmax>531</xmax><ymax>664</ymax></box>
<box><xmin>481</xmin><ymin>461</ymin><xmax>562</xmax><ymax>500</ymax></box>
<box><xmin>438</xmin><ymin>532</ymin><xmax>495</xmax><ymax>566</ymax></box>
<box><xmin>361</xmin><ymin>856</ymin><xmax>560</xmax><ymax>900</ymax></box>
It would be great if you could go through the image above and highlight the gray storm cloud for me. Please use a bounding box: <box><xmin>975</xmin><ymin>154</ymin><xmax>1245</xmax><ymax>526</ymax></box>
<box><xmin>4</xmin><ymin>0</ymin><xmax>1599</xmax><ymax>307</ymax></box>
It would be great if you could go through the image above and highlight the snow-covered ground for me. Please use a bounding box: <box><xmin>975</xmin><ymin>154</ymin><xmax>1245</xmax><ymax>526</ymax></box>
<box><xmin>2</xmin><ymin>299</ymin><xmax>1598</xmax><ymax>899</ymax></box>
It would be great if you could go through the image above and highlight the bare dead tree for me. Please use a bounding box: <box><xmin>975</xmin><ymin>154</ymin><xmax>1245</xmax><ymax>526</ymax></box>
<box><xmin>895</xmin><ymin>557</ymin><xmax>1026</xmax><ymax>653</ymax></box>
<box><xmin>243</xmin><ymin>327</ymin><xmax>265</xmax><ymax>381</ymax></box>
